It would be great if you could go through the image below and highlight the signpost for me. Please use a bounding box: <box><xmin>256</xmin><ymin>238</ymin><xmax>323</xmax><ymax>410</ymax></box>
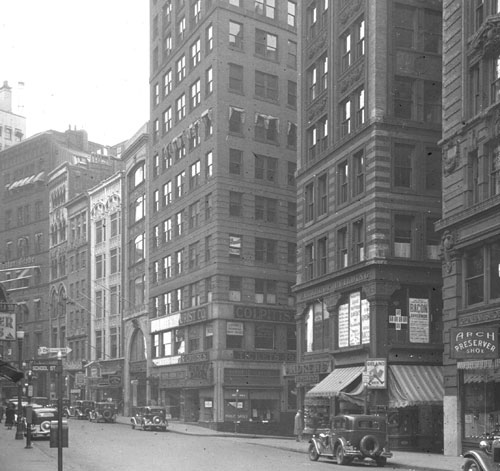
<box><xmin>37</xmin><ymin>346</ymin><xmax>72</xmax><ymax>356</ymax></box>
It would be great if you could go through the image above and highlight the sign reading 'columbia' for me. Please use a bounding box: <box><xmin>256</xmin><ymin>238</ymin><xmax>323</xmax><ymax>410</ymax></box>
<box><xmin>234</xmin><ymin>306</ymin><xmax>295</xmax><ymax>323</ymax></box>
<box><xmin>450</xmin><ymin>327</ymin><xmax>498</xmax><ymax>359</ymax></box>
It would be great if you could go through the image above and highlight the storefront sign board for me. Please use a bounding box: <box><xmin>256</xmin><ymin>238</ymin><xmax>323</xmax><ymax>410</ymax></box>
<box><xmin>450</xmin><ymin>327</ymin><xmax>498</xmax><ymax>359</ymax></box>
<box><xmin>409</xmin><ymin>298</ymin><xmax>429</xmax><ymax>343</ymax></box>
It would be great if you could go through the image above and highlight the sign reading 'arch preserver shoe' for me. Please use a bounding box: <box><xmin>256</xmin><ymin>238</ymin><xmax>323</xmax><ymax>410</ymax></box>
<box><xmin>450</xmin><ymin>327</ymin><xmax>498</xmax><ymax>359</ymax></box>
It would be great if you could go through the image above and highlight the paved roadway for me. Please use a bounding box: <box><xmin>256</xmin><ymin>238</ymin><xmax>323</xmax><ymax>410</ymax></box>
<box><xmin>0</xmin><ymin>417</ymin><xmax>464</xmax><ymax>471</ymax></box>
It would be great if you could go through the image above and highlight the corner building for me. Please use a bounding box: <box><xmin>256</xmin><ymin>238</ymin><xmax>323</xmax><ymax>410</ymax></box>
<box><xmin>294</xmin><ymin>0</ymin><xmax>444</xmax><ymax>452</ymax></box>
<box><xmin>148</xmin><ymin>0</ymin><xmax>298</xmax><ymax>433</ymax></box>
<box><xmin>439</xmin><ymin>1</ymin><xmax>500</xmax><ymax>456</ymax></box>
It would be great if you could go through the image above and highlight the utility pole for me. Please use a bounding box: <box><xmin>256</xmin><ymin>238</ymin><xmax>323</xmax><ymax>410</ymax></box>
<box><xmin>57</xmin><ymin>351</ymin><xmax>63</xmax><ymax>471</ymax></box>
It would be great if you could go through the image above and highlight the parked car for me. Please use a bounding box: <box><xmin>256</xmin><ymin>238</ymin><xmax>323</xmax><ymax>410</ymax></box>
<box><xmin>74</xmin><ymin>400</ymin><xmax>95</xmax><ymax>420</ymax></box>
<box><xmin>89</xmin><ymin>402</ymin><xmax>117</xmax><ymax>423</ymax></box>
<box><xmin>25</xmin><ymin>407</ymin><xmax>59</xmax><ymax>440</ymax></box>
<box><xmin>462</xmin><ymin>427</ymin><xmax>500</xmax><ymax>471</ymax></box>
<box><xmin>130</xmin><ymin>406</ymin><xmax>169</xmax><ymax>432</ymax></box>
<box><xmin>308</xmin><ymin>414</ymin><xmax>392</xmax><ymax>467</ymax></box>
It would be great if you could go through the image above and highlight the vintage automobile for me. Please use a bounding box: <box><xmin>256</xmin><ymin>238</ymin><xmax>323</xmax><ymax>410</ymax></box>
<box><xmin>74</xmin><ymin>400</ymin><xmax>95</xmax><ymax>420</ymax></box>
<box><xmin>130</xmin><ymin>406</ymin><xmax>169</xmax><ymax>432</ymax></box>
<box><xmin>89</xmin><ymin>401</ymin><xmax>117</xmax><ymax>423</ymax></box>
<box><xmin>462</xmin><ymin>428</ymin><xmax>500</xmax><ymax>471</ymax></box>
<box><xmin>24</xmin><ymin>407</ymin><xmax>59</xmax><ymax>440</ymax></box>
<box><xmin>308</xmin><ymin>414</ymin><xmax>392</xmax><ymax>467</ymax></box>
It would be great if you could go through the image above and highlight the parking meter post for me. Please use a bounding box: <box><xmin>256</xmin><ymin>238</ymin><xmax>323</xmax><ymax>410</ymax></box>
<box><xmin>57</xmin><ymin>352</ymin><xmax>63</xmax><ymax>471</ymax></box>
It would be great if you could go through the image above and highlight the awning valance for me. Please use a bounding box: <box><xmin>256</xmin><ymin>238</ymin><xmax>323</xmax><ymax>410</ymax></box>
<box><xmin>388</xmin><ymin>365</ymin><xmax>443</xmax><ymax>408</ymax></box>
<box><xmin>306</xmin><ymin>366</ymin><xmax>364</xmax><ymax>398</ymax></box>
<box><xmin>464</xmin><ymin>368</ymin><xmax>500</xmax><ymax>383</ymax></box>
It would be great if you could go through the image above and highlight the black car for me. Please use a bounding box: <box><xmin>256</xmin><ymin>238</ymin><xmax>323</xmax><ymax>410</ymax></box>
<box><xmin>74</xmin><ymin>400</ymin><xmax>95</xmax><ymax>420</ymax></box>
<box><xmin>130</xmin><ymin>406</ymin><xmax>168</xmax><ymax>431</ymax></box>
<box><xmin>25</xmin><ymin>407</ymin><xmax>59</xmax><ymax>440</ymax></box>
<box><xmin>89</xmin><ymin>402</ymin><xmax>117</xmax><ymax>423</ymax></box>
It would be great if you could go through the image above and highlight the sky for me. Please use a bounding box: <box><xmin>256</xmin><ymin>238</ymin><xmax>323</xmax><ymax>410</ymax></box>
<box><xmin>1</xmin><ymin>1</ymin><xmax>150</xmax><ymax>146</ymax></box>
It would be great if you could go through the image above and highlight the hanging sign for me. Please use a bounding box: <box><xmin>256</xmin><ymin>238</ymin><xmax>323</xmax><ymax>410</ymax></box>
<box><xmin>450</xmin><ymin>327</ymin><xmax>498</xmax><ymax>359</ymax></box>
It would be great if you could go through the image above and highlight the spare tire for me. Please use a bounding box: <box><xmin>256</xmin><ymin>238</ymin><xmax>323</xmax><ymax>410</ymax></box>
<box><xmin>103</xmin><ymin>409</ymin><xmax>113</xmax><ymax>420</ymax></box>
<box><xmin>359</xmin><ymin>435</ymin><xmax>381</xmax><ymax>457</ymax></box>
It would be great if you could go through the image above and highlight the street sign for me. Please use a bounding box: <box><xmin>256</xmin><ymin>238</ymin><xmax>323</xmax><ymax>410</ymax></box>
<box><xmin>31</xmin><ymin>360</ymin><xmax>62</xmax><ymax>373</ymax></box>
<box><xmin>38</xmin><ymin>346</ymin><xmax>72</xmax><ymax>356</ymax></box>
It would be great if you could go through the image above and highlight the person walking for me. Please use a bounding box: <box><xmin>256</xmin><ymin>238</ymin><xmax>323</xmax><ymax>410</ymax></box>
<box><xmin>0</xmin><ymin>402</ymin><xmax>4</xmax><ymax>423</ymax></box>
<box><xmin>5</xmin><ymin>404</ymin><xmax>15</xmax><ymax>430</ymax></box>
<box><xmin>294</xmin><ymin>409</ymin><xmax>303</xmax><ymax>442</ymax></box>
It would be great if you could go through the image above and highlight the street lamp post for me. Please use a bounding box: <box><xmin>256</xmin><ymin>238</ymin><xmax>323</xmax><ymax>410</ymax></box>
<box><xmin>15</xmin><ymin>329</ymin><xmax>25</xmax><ymax>440</ymax></box>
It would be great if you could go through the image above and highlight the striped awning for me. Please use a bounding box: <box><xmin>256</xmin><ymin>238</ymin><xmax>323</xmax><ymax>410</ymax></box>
<box><xmin>464</xmin><ymin>369</ymin><xmax>500</xmax><ymax>383</ymax></box>
<box><xmin>388</xmin><ymin>365</ymin><xmax>443</xmax><ymax>408</ymax></box>
<box><xmin>306</xmin><ymin>366</ymin><xmax>364</xmax><ymax>398</ymax></box>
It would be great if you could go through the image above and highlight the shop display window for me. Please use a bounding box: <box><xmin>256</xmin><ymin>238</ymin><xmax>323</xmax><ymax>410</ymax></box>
<box><xmin>463</xmin><ymin>376</ymin><xmax>500</xmax><ymax>438</ymax></box>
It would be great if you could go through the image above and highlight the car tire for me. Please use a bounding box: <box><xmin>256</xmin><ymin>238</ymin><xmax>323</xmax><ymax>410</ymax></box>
<box><xmin>308</xmin><ymin>443</ymin><xmax>320</xmax><ymax>461</ymax></box>
<box><xmin>359</xmin><ymin>435</ymin><xmax>381</xmax><ymax>457</ymax></box>
<box><xmin>463</xmin><ymin>458</ymin><xmax>482</xmax><ymax>471</ymax></box>
<box><xmin>335</xmin><ymin>444</ymin><xmax>349</xmax><ymax>465</ymax></box>
<box><xmin>103</xmin><ymin>410</ymin><xmax>113</xmax><ymax>421</ymax></box>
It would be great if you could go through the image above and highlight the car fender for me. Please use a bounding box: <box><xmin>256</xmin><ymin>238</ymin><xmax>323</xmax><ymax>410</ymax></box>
<box><xmin>131</xmin><ymin>417</ymin><xmax>139</xmax><ymax>426</ymax></box>
<box><xmin>309</xmin><ymin>437</ymin><xmax>323</xmax><ymax>456</ymax></box>
<box><xmin>463</xmin><ymin>450</ymin><xmax>495</xmax><ymax>471</ymax></box>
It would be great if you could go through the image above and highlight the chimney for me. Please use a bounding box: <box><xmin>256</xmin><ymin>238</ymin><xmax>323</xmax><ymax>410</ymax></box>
<box><xmin>0</xmin><ymin>81</ymin><xmax>13</xmax><ymax>112</ymax></box>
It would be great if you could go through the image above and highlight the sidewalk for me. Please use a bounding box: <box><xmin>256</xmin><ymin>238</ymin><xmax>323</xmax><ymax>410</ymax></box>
<box><xmin>115</xmin><ymin>416</ymin><xmax>464</xmax><ymax>471</ymax></box>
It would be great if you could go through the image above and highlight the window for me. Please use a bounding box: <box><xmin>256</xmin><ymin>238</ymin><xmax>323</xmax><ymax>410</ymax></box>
<box><xmin>341</xmin><ymin>32</ymin><xmax>351</xmax><ymax>70</ymax></box>
<box><xmin>287</xmin><ymin>40</ymin><xmax>297</xmax><ymax>68</ymax></box>
<box><xmin>163</xmin><ymin>1</ymin><xmax>172</xmax><ymax>24</ymax></box>
<box><xmin>226</xmin><ymin>321</ymin><xmax>243</xmax><ymax>347</ymax></box>
<box><xmin>305</xmin><ymin>302</ymin><xmax>330</xmax><ymax>352</ymax></box>
<box><xmin>394</xmin><ymin>77</ymin><xmax>414</xmax><ymax>119</ymax></box>
<box><xmin>255</xmin><ymin>324</ymin><xmax>275</xmax><ymax>349</ymax></box>
<box><xmin>470</xmin><ymin>65</ymin><xmax>481</xmax><ymax>116</ymax></box>
<box><xmin>341</xmin><ymin>99</ymin><xmax>351</xmax><ymax>136</ymax></box>
<box><xmin>174</xmin><ymin>135</ymin><xmax>186</xmax><ymax>160</ymax></box>
<box><xmin>189</xmin><ymin>201</ymin><xmax>200</xmax><ymax>228</ymax></box>
<box><xmin>132</xmin><ymin>234</ymin><xmax>145</xmax><ymax>263</ymax></box>
<box><xmin>229</xmin><ymin>191</ymin><xmax>243</xmax><ymax>217</ymax></box>
<box><xmin>177</xmin><ymin>16</ymin><xmax>186</xmax><ymax>41</ymax></box>
<box><xmin>96</xmin><ymin>291</ymin><xmax>104</xmax><ymax>318</ymax></box>
<box><xmin>357</xmin><ymin>19</ymin><xmax>365</xmax><ymax>56</ymax></box>
<box><xmin>353</xmin><ymin>219</ymin><xmax>365</xmax><ymax>263</ymax></box>
<box><xmin>163</xmin><ymin>181</ymin><xmax>172</xmax><ymax>206</ymax></box>
<box><xmin>205</xmin><ymin>324</ymin><xmax>214</xmax><ymax>349</ymax></box>
<box><xmin>205</xmin><ymin>66</ymin><xmax>213</xmax><ymax>95</ymax></box>
<box><xmin>255</xmin><ymin>238</ymin><xmax>277</xmax><ymax>263</ymax></box>
<box><xmin>95</xmin><ymin>254</ymin><xmax>106</xmax><ymax>279</ymax></box>
<box><xmin>356</xmin><ymin>88</ymin><xmax>365</xmax><ymax>126</ymax></box>
<box><xmin>191</xmin><ymin>0</ymin><xmax>201</xmax><ymax>25</ymax></box>
<box><xmin>95</xmin><ymin>220</ymin><xmax>106</xmax><ymax>244</ymax></box>
<box><xmin>229</xmin><ymin>63</ymin><xmax>244</xmax><ymax>93</ymax></box>
<box><xmin>305</xmin><ymin>182</ymin><xmax>315</xmax><ymax>223</ymax></box>
<box><xmin>205</xmin><ymin>236</ymin><xmax>212</xmax><ymax>262</ymax></box>
<box><xmin>338</xmin><ymin>161</ymin><xmax>349</xmax><ymax>204</ymax></box>
<box><xmin>229</xmin><ymin>234</ymin><xmax>242</xmax><ymax>258</ymax></box>
<box><xmin>424</xmin><ymin>80</ymin><xmax>442</xmax><ymax>123</ymax></box>
<box><xmin>163</xmin><ymin>218</ymin><xmax>172</xmax><ymax>242</ymax></box>
<box><xmin>317</xmin><ymin>237</ymin><xmax>328</xmax><ymax>276</ymax></box>
<box><xmin>190</xmin><ymin>79</ymin><xmax>201</xmax><ymax>109</ymax></box>
<box><xmin>394</xmin><ymin>4</ymin><xmax>415</xmax><ymax>49</ymax></box>
<box><xmin>229</xmin><ymin>277</ymin><xmax>242</xmax><ymax>302</ymax></box>
<box><xmin>288</xmin><ymin>201</ymin><xmax>297</xmax><ymax>227</ymax></box>
<box><xmin>254</xmin><ymin>114</ymin><xmax>278</xmax><ymax>143</ymax></box>
<box><xmin>205</xmin><ymin>193</ymin><xmax>212</xmax><ymax>219</ymax></box>
<box><xmin>425</xmin><ymin>217</ymin><xmax>440</xmax><ymax>260</ymax></box>
<box><xmin>287</xmin><ymin>81</ymin><xmax>297</xmax><ymax>108</ymax></box>
<box><xmin>394</xmin><ymin>143</ymin><xmax>414</xmax><ymax>188</ymax></box>
<box><xmin>176</xmin><ymin>94</ymin><xmax>186</xmax><ymax>121</ymax></box>
<box><xmin>305</xmin><ymin>243</ymin><xmax>314</xmax><ymax>280</ymax></box>
<box><xmin>153</xmin><ymin>82</ymin><xmax>160</xmax><ymax>107</ymax></box>
<box><xmin>490</xmin><ymin>242</ymin><xmax>500</xmax><ymax>300</ymax></box>
<box><xmin>490</xmin><ymin>145</ymin><xmax>500</xmax><ymax>196</ymax></box>
<box><xmin>189</xmin><ymin>242</ymin><xmax>200</xmax><ymax>269</ymax></box>
<box><xmin>189</xmin><ymin>160</ymin><xmax>201</xmax><ymax>189</ymax></box>
<box><xmin>229</xmin><ymin>148</ymin><xmax>242</xmax><ymax>175</ymax></box>
<box><xmin>394</xmin><ymin>215</ymin><xmax>413</xmax><ymax>258</ymax></box>
<box><xmin>307</xmin><ymin>3</ymin><xmax>318</xmax><ymax>38</ymax></box>
<box><xmin>288</xmin><ymin>242</ymin><xmax>297</xmax><ymax>265</ymax></box>
<box><xmin>337</xmin><ymin>227</ymin><xmax>348</xmax><ymax>268</ymax></box>
<box><xmin>287</xmin><ymin>122</ymin><xmax>297</xmax><ymax>148</ymax></box>
<box><xmin>176</xmin><ymin>171</ymin><xmax>186</xmax><ymax>198</ymax></box>
<box><xmin>175</xmin><ymin>249</ymin><xmax>184</xmax><ymax>274</ymax></box>
<box><xmin>317</xmin><ymin>174</ymin><xmax>327</xmax><ymax>216</ymax></box>
<box><xmin>206</xmin><ymin>24</ymin><xmax>213</xmax><ymax>52</ymax></box>
<box><xmin>465</xmin><ymin>247</ymin><xmax>484</xmax><ymax>305</ymax></box>
<box><xmin>255</xmin><ymin>29</ymin><xmax>278</xmax><ymax>61</ymax></box>
<box><xmin>425</xmin><ymin>147</ymin><xmax>442</xmax><ymax>191</ymax></box>
<box><xmin>163</xmin><ymin>33</ymin><xmax>173</xmax><ymax>61</ymax></box>
<box><xmin>190</xmin><ymin>38</ymin><xmax>201</xmax><ymax>69</ymax></box>
<box><xmin>423</xmin><ymin>9</ymin><xmax>441</xmax><ymax>53</ymax></box>
<box><xmin>133</xmin><ymin>195</ymin><xmax>146</xmax><ymax>222</ymax></box>
<box><xmin>308</xmin><ymin>65</ymin><xmax>317</xmax><ymax>101</ymax></box>
<box><xmin>163</xmin><ymin>107</ymin><xmax>172</xmax><ymax>134</ymax></box>
<box><xmin>255</xmin><ymin>0</ymin><xmax>275</xmax><ymax>19</ymax></box>
<box><xmin>229</xmin><ymin>106</ymin><xmax>244</xmax><ymax>133</ymax></box>
<box><xmin>255</xmin><ymin>154</ymin><xmax>277</xmax><ymax>181</ymax></box>
<box><xmin>229</xmin><ymin>21</ymin><xmax>243</xmax><ymax>49</ymax></box>
<box><xmin>164</xmin><ymin>69</ymin><xmax>173</xmax><ymax>97</ymax></box>
<box><xmin>110</xmin><ymin>247</ymin><xmax>120</xmax><ymax>273</ymax></box>
<box><xmin>287</xmin><ymin>1</ymin><xmax>297</xmax><ymax>27</ymax></box>
<box><xmin>255</xmin><ymin>71</ymin><xmax>278</xmax><ymax>101</ymax></box>
<box><xmin>176</xmin><ymin>55</ymin><xmax>186</xmax><ymax>83</ymax></box>
<box><xmin>255</xmin><ymin>196</ymin><xmax>277</xmax><ymax>223</ymax></box>
<box><xmin>206</xmin><ymin>150</ymin><xmax>213</xmax><ymax>177</ymax></box>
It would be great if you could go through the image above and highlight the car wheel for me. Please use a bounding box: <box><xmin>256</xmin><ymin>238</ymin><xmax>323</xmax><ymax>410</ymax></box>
<box><xmin>308</xmin><ymin>443</ymin><xmax>320</xmax><ymax>461</ymax></box>
<box><xmin>336</xmin><ymin>444</ymin><xmax>351</xmax><ymax>466</ymax></box>
<box><xmin>359</xmin><ymin>435</ymin><xmax>381</xmax><ymax>457</ymax></box>
<box><xmin>375</xmin><ymin>457</ymin><xmax>387</xmax><ymax>467</ymax></box>
<box><xmin>463</xmin><ymin>458</ymin><xmax>482</xmax><ymax>471</ymax></box>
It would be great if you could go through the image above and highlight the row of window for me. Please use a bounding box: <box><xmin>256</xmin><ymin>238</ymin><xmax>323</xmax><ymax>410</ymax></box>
<box><xmin>4</xmin><ymin>234</ymin><xmax>44</xmax><ymax>261</ymax></box>
<box><xmin>467</xmin><ymin>146</ymin><xmax>500</xmax><ymax>206</ymax></box>
<box><xmin>229</xmin><ymin>0</ymin><xmax>297</xmax><ymax>27</ymax></box>
<box><xmin>303</xmin><ymin>214</ymin><xmax>440</xmax><ymax>282</ymax></box>
<box><xmin>5</xmin><ymin>202</ymin><xmax>43</xmax><ymax>229</ymax></box>
<box><xmin>93</xmin><ymin>328</ymin><xmax>120</xmax><ymax>360</ymax></box>
<box><xmin>94</xmin><ymin>246</ymin><xmax>126</xmax><ymax>279</ymax></box>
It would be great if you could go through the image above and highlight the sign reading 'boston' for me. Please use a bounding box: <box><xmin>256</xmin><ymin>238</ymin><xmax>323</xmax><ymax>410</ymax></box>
<box><xmin>450</xmin><ymin>327</ymin><xmax>498</xmax><ymax>359</ymax></box>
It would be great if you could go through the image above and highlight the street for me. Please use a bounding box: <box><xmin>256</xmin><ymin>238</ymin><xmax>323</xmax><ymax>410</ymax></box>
<box><xmin>0</xmin><ymin>418</ymin><xmax>442</xmax><ymax>471</ymax></box>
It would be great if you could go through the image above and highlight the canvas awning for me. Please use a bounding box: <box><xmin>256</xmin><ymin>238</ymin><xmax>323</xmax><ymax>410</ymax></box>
<box><xmin>306</xmin><ymin>366</ymin><xmax>364</xmax><ymax>398</ymax></box>
<box><xmin>464</xmin><ymin>369</ymin><xmax>500</xmax><ymax>383</ymax></box>
<box><xmin>388</xmin><ymin>365</ymin><xmax>443</xmax><ymax>408</ymax></box>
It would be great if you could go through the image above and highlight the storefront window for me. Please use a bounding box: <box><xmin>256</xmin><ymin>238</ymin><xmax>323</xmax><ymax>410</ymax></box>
<box><xmin>250</xmin><ymin>399</ymin><xmax>278</xmax><ymax>422</ymax></box>
<box><xmin>463</xmin><ymin>372</ymin><xmax>500</xmax><ymax>439</ymax></box>
<box><xmin>303</xmin><ymin>398</ymin><xmax>330</xmax><ymax>433</ymax></box>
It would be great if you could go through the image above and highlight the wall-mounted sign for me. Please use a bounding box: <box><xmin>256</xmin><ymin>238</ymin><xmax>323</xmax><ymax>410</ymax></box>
<box><xmin>0</xmin><ymin>312</ymin><xmax>16</xmax><ymax>340</ymax></box>
<box><xmin>338</xmin><ymin>292</ymin><xmax>370</xmax><ymax>348</ymax></box>
<box><xmin>409</xmin><ymin>298</ymin><xmax>429</xmax><ymax>343</ymax></box>
<box><xmin>234</xmin><ymin>306</ymin><xmax>295</xmax><ymax>323</ymax></box>
<box><xmin>450</xmin><ymin>327</ymin><xmax>498</xmax><ymax>359</ymax></box>
<box><xmin>227</xmin><ymin>321</ymin><xmax>244</xmax><ymax>336</ymax></box>
<box><xmin>365</xmin><ymin>359</ymin><xmax>387</xmax><ymax>389</ymax></box>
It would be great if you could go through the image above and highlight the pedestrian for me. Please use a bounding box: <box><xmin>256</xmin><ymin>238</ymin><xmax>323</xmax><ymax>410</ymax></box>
<box><xmin>5</xmin><ymin>404</ymin><xmax>15</xmax><ymax>430</ymax></box>
<box><xmin>0</xmin><ymin>402</ymin><xmax>4</xmax><ymax>423</ymax></box>
<box><xmin>294</xmin><ymin>409</ymin><xmax>303</xmax><ymax>442</ymax></box>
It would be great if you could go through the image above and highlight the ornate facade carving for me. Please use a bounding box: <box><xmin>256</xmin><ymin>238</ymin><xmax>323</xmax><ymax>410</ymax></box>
<box><xmin>307</xmin><ymin>95</ymin><xmax>328</xmax><ymax>122</ymax></box>
<box><xmin>339</xmin><ymin>62</ymin><xmax>364</xmax><ymax>95</ymax></box>
<box><xmin>443</xmin><ymin>139</ymin><xmax>460</xmax><ymax>176</ymax></box>
<box><xmin>339</xmin><ymin>0</ymin><xmax>363</xmax><ymax>26</ymax></box>
<box><xmin>441</xmin><ymin>230</ymin><xmax>456</xmax><ymax>274</ymax></box>
<box><xmin>307</xmin><ymin>32</ymin><xmax>327</xmax><ymax>60</ymax></box>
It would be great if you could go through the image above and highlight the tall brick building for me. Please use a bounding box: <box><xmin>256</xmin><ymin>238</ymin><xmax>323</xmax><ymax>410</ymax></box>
<box><xmin>439</xmin><ymin>0</ymin><xmax>500</xmax><ymax>456</ymax></box>
<box><xmin>147</xmin><ymin>0</ymin><xmax>298</xmax><ymax>432</ymax></box>
<box><xmin>293</xmin><ymin>0</ymin><xmax>444</xmax><ymax>452</ymax></box>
